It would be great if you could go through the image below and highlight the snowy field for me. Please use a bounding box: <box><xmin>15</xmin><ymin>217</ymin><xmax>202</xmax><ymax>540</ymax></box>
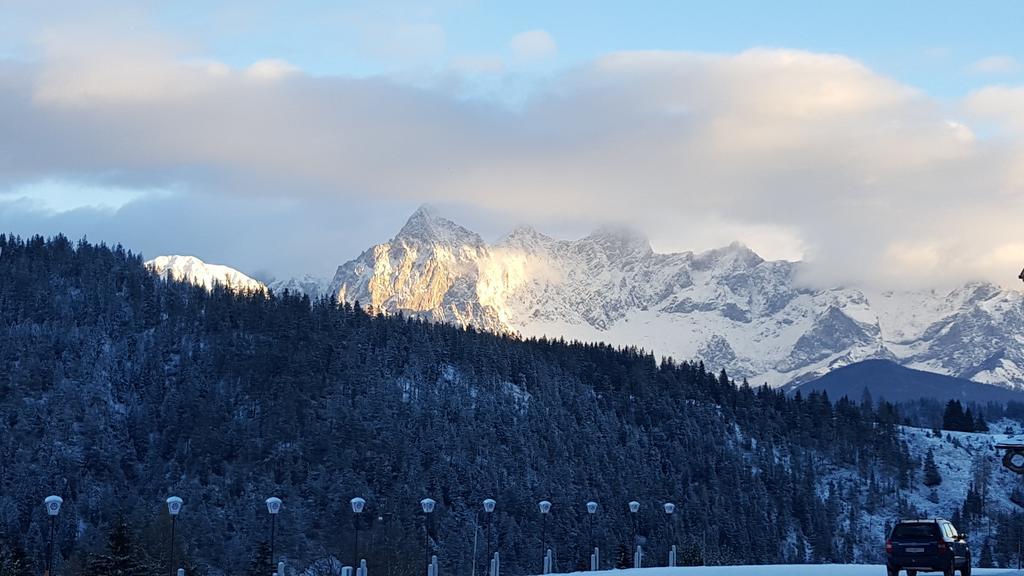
<box><xmin>550</xmin><ymin>566</ymin><xmax>1024</xmax><ymax>576</ymax></box>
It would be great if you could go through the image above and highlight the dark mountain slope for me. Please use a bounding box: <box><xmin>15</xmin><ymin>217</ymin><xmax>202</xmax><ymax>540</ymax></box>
<box><xmin>792</xmin><ymin>359</ymin><xmax>1024</xmax><ymax>404</ymax></box>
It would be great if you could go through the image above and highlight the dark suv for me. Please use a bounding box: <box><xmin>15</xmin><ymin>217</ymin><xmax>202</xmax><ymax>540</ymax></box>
<box><xmin>886</xmin><ymin>519</ymin><xmax>971</xmax><ymax>576</ymax></box>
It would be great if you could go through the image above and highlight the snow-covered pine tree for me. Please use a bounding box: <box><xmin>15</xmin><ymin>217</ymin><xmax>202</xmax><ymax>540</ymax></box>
<box><xmin>923</xmin><ymin>448</ymin><xmax>943</xmax><ymax>487</ymax></box>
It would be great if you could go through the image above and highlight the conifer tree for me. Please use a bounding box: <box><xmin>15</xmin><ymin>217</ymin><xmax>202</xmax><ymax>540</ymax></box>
<box><xmin>84</xmin><ymin>520</ymin><xmax>153</xmax><ymax>576</ymax></box>
<box><xmin>247</xmin><ymin>542</ymin><xmax>272</xmax><ymax>576</ymax></box>
<box><xmin>976</xmin><ymin>412</ymin><xmax>990</xmax><ymax>433</ymax></box>
<box><xmin>0</xmin><ymin>542</ymin><xmax>30</xmax><ymax>576</ymax></box>
<box><xmin>979</xmin><ymin>539</ymin><xmax>994</xmax><ymax>568</ymax></box>
<box><xmin>923</xmin><ymin>448</ymin><xmax>943</xmax><ymax>487</ymax></box>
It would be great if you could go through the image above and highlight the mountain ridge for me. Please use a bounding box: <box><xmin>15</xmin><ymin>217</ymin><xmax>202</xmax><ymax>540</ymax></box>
<box><xmin>791</xmin><ymin>359</ymin><xmax>1024</xmax><ymax>404</ymax></box>
<box><xmin>317</xmin><ymin>208</ymin><xmax>1024</xmax><ymax>390</ymax></box>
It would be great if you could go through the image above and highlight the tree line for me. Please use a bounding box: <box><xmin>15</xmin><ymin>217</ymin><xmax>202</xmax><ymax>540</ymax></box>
<box><xmin>0</xmin><ymin>235</ymin><xmax>1022</xmax><ymax>575</ymax></box>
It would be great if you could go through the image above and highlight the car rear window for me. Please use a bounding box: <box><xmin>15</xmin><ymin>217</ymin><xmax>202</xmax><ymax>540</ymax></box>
<box><xmin>892</xmin><ymin>523</ymin><xmax>939</xmax><ymax>539</ymax></box>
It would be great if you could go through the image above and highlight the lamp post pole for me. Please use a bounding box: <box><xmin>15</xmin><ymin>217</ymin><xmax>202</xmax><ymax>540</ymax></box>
<box><xmin>420</xmin><ymin>498</ymin><xmax>436</xmax><ymax>574</ymax></box>
<box><xmin>483</xmin><ymin>499</ymin><xmax>496</xmax><ymax>576</ymax></box>
<box><xmin>43</xmin><ymin>496</ymin><xmax>62</xmax><ymax>576</ymax></box>
<box><xmin>538</xmin><ymin>501</ymin><xmax>551</xmax><ymax>574</ymax></box>
<box><xmin>628</xmin><ymin>501</ymin><xmax>640</xmax><ymax>568</ymax></box>
<box><xmin>166</xmin><ymin>497</ymin><xmax>183</xmax><ymax>576</ymax></box>
<box><xmin>266</xmin><ymin>497</ymin><xmax>282</xmax><ymax>573</ymax></box>
<box><xmin>586</xmin><ymin>502</ymin><xmax>598</xmax><ymax>571</ymax></box>
<box><xmin>663</xmin><ymin>503</ymin><xmax>676</xmax><ymax>567</ymax></box>
<box><xmin>350</xmin><ymin>498</ymin><xmax>366</xmax><ymax>568</ymax></box>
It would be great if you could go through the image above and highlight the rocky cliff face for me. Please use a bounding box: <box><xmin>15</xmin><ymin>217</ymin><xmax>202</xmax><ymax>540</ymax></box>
<box><xmin>323</xmin><ymin>207</ymin><xmax>1024</xmax><ymax>389</ymax></box>
<box><xmin>327</xmin><ymin>206</ymin><xmax>505</xmax><ymax>329</ymax></box>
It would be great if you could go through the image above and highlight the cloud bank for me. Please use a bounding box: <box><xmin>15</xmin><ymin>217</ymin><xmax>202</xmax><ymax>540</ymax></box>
<box><xmin>2</xmin><ymin>28</ymin><xmax>1024</xmax><ymax>287</ymax></box>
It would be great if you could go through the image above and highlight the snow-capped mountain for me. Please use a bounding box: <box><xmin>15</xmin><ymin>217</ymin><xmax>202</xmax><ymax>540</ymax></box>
<box><xmin>146</xmin><ymin>255</ymin><xmax>266</xmax><ymax>293</ymax></box>
<box><xmin>326</xmin><ymin>207</ymin><xmax>1024</xmax><ymax>389</ymax></box>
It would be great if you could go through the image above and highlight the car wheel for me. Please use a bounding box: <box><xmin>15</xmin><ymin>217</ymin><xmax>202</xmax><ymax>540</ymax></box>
<box><xmin>886</xmin><ymin>567</ymin><xmax>899</xmax><ymax>576</ymax></box>
<box><xmin>960</xmin><ymin>563</ymin><xmax>971</xmax><ymax>576</ymax></box>
<box><xmin>943</xmin><ymin>563</ymin><xmax>955</xmax><ymax>576</ymax></box>
<box><xmin>907</xmin><ymin>571</ymin><xmax>916</xmax><ymax>576</ymax></box>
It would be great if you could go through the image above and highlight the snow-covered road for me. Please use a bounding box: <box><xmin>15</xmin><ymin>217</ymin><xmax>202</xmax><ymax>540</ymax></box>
<box><xmin>550</xmin><ymin>567</ymin><xmax>1024</xmax><ymax>576</ymax></box>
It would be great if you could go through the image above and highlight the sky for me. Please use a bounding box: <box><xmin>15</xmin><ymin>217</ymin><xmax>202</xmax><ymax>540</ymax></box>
<box><xmin>1</xmin><ymin>0</ymin><xmax>1024</xmax><ymax>287</ymax></box>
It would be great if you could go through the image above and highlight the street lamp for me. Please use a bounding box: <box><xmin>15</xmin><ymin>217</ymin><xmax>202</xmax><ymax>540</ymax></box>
<box><xmin>166</xmin><ymin>497</ymin><xmax>183</xmax><ymax>576</ymax></box>
<box><xmin>43</xmin><ymin>496</ymin><xmax>62</xmax><ymax>576</ymax></box>
<box><xmin>628</xmin><ymin>501</ymin><xmax>640</xmax><ymax>568</ymax></box>
<box><xmin>420</xmin><ymin>498</ymin><xmax>436</xmax><ymax>573</ymax></box>
<box><xmin>538</xmin><ymin>501</ymin><xmax>552</xmax><ymax>574</ymax></box>
<box><xmin>483</xmin><ymin>499</ymin><xmax>496</xmax><ymax>576</ymax></box>
<box><xmin>586</xmin><ymin>502</ymin><xmax>598</xmax><ymax>571</ymax></box>
<box><xmin>663</xmin><ymin>503</ymin><xmax>676</xmax><ymax>567</ymax></box>
<box><xmin>266</xmin><ymin>497</ymin><xmax>282</xmax><ymax>572</ymax></box>
<box><xmin>350</xmin><ymin>497</ymin><xmax>366</xmax><ymax>568</ymax></box>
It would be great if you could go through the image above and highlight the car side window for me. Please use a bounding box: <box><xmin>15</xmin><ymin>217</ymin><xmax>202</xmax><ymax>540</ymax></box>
<box><xmin>942</xmin><ymin>523</ymin><xmax>954</xmax><ymax>538</ymax></box>
<box><xmin>946</xmin><ymin>523</ymin><xmax>958</xmax><ymax>538</ymax></box>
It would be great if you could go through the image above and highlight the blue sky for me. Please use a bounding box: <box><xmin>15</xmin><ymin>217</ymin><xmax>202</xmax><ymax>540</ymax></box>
<box><xmin>150</xmin><ymin>0</ymin><xmax>1023</xmax><ymax>96</ymax></box>
<box><xmin>6</xmin><ymin>1</ymin><xmax>1022</xmax><ymax>96</ymax></box>
<box><xmin>1</xmin><ymin>1</ymin><xmax>1023</xmax><ymax>286</ymax></box>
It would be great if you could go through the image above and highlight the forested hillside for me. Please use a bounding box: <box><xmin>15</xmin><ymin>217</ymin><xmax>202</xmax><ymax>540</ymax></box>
<box><xmin>0</xmin><ymin>235</ymin><xmax>1020</xmax><ymax>576</ymax></box>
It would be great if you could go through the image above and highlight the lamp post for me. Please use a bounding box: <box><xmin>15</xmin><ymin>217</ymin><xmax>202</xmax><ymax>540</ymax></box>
<box><xmin>483</xmin><ymin>499</ymin><xmax>496</xmax><ymax>576</ymax></box>
<box><xmin>166</xmin><ymin>497</ymin><xmax>183</xmax><ymax>576</ymax></box>
<box><xmin>538</xmin><ymin>501</ymin><xmax>551</xmax><ymax>574</ymax></box>
<box><xmin>628</xmin><ymin>501</ymin><xmax>640</xmax><ymax>568</ymax></box>
<box><xmin>586</xmin><ymin>501</ymin><xmax>598</xmax><ymax>571</ymax></box>
<box><xmin>663</xmin><ymin>503</ymin><xmax>676</xmax><ymax>567</ymax></box>
<box><xmin>266</xmin><ymin>497</ymin><xmax>282</xmax><ymax>572</ymax></box>
<box><xmin>420</xmin><ymin>498</ymin><xmax>436</xmax><ymax>574</ymax></box>
<box><xmin>43</xmin><ymin>496</ymin><xmax>62</xmax><ymax>576</ymax></box>
<box><xmin>350</xmin><ymin>498</ymin><xmax>366</xmax><ymax>568</ymax></box>
<box><xmin>350</xmin><ymin>494</ymin><xmax>366</xmax><ymax>565</ymax></box>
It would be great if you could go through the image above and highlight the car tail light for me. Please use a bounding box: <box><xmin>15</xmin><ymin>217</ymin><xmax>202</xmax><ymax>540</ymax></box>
<box><xmin>937</xmin><ymin>539</ymin><xmax>947</xmax><ymax>553</ymax></box>
<box><xmin>885</xmin><ymin>540</ymin><xmax>892</xmax><ymax>554</ymax></box>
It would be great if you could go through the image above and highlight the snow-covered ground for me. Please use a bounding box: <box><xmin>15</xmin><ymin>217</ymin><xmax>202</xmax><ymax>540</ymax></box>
<box><xmin>549</xmin><ymin>566</ymin><xmax>1024</xmax><ymax>576</ymax></box>
<box><xmin>809</xmin><ymin>421</ymin><xmax>1024</xmax><ymax>562</ymax></box>
<box><xmin>900</xmin><ymin>423</ymin><xmax>1024</xmax><ymax>514</ymax></box>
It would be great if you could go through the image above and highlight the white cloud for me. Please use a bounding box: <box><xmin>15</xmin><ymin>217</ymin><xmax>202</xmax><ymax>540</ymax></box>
<box><xmin>970</xmin><ymin>55</ymin><xmax>1019</xmax><ymax>74</ymax></box>
<box><xmin>509</xmin><ymin>29</ymin><xmax>557</xmax><ymax>62</ymax></box>
<box><xmin>4</xmin><ymin>36</ymin><xmax>1024</xmax><ymax>287</ymax></box>
<box><xmin>31</xmin><ymin>26</ymin><xmax>214</xmax><ymax>104</ymax></box>
<box><xmin>245</xmin><ymin>58</ymin><xmax>299</xmax><ymax>80</ymax></box>
<box><xmin>966</xmin><ymin>85</ymin><xmax>1024</xmax><ymax>132</ymax></box>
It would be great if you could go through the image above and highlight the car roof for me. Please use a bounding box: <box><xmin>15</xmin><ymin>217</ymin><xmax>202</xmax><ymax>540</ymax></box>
<box><xmin>897</xmin><ymin>519</ymin><xmax>946</xmax><ymax>524</ymax></box>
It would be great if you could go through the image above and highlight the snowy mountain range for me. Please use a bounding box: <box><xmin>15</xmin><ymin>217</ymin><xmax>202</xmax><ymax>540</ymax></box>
<box><xmin>150</xmin><ymin>207</ymin><xmax>1024</xmax><ymax>390</ymax></box>
<box><xmin>323</xmin><ymin>207</ymin><xmax>1024</xmax><ymax>389</ymax></box>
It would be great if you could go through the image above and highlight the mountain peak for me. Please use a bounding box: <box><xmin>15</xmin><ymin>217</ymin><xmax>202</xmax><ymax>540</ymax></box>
<box><xmin>146</xmin><ymin>255</ymin><xmax>265</xmax><ymax>293</ymax></box>
<box><xmin>584</xmin><ymin>225</ymin><xmax>652</xmax><ymax>258</ymax></box>
<box><xmin>499</xmin><ymin>225</ymin><xmax>555</xmax><ymax>251</ymax></box>
<box><xmin>395</xmin><ymin>206</ymin><xmax>484</xmax><ymax>247</ymax></box>
<box><xmin>694</xmin><ymin>241</ymin><xmax>764</xmax><ymax>269</ymax></box>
